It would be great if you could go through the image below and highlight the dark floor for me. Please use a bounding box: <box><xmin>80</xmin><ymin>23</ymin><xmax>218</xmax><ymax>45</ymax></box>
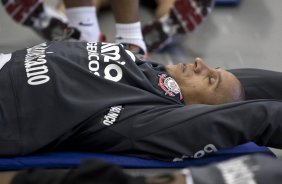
<box><xmin>1</xmin><ymin>0</ymin><xmax>282</xmax><ymax>158</ymax></box>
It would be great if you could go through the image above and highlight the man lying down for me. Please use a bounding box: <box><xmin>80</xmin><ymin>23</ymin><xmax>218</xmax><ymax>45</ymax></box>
<box><xmin>0</xmin><ymin>41</ymin><xmax>282</xmax><ymax>161</ymax></box>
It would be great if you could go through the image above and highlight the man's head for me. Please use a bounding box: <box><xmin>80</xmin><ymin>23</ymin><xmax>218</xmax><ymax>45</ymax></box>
<box><xmin>165</xmin><ymin>58</ymin><xmax>245</xmax><ymax>105</ymax></box>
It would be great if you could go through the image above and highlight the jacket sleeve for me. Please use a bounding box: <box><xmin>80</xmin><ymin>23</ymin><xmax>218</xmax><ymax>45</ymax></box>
<box><xmin>128</xmin><ymin>100</ymin><xmax>282</xmax><ymax>161</ymax></box>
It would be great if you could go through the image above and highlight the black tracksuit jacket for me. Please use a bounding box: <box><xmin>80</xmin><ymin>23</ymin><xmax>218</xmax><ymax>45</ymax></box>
<box><xmin>1</xmin><ymin>41</ymin><xmax>282</xmax><ymax>161</ymax></box>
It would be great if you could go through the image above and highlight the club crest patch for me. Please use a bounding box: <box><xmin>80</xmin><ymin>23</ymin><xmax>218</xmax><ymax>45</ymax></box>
<box><xmin>158</xmin><ymin>74</ymin><xmax>183</xmax><ymax>100</ymax></box>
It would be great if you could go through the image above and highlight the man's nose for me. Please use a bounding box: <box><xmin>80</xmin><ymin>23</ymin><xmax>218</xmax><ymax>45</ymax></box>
<box><xmin>194</xmin><ymin>58</ymin><xmax>211</xmax><ymax>73</ymax></box>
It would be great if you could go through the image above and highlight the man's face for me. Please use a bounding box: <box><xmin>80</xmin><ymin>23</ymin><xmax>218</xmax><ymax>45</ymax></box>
<box><xmin>165</xmin><ymin>58</ymin><xmax>244</xmax><ymax>105</ymax></box>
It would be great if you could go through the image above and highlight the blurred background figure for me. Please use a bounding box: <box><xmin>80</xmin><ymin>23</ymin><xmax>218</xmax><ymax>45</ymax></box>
<box><xmin>1</xmin><ymin>0</ymin><xmax>69</xmax><ymax>40</ymax></box>
<box><xmin>1</xmin><ymin>0</ymin><xmax>147</xmax><ymax>55</ymax></box>
<box><xmin>57</xmin><ymin>0</ymin><xmax>215</xmax><ymax>51</ymax></box>
<box><xmin>1</xmin><ymin>0</ymin><xmax>214</xmax><ymax>53</ymax></box>
<box><xmin>141</xmin><ymin>0</ymin><xmax>214</xmax><ymax>51</ymax></box>
<box><xmin>58</xmin><ymin>0</ymin><xmax>215</xmax><ymax>51</ymax></box>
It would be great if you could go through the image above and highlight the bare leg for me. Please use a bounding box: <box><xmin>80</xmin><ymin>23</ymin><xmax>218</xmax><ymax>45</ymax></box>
<box><xmin>57</xmin><ymin>0</ymin><xmax>110</xmax><ymax>13</ymax></box>
<box><xmin>63</xmin><ymin>0</ymin><xmax>93</xmax><ymax>8</ymax></box>
<box><xmin>155</xmin><ymin>0</ymin><xmax>176</xmax><ymax>19</ymax></box>
<box><xmin>94</xmin><ymin>0</ymin><xmax>110</xmax><ymax>10</ymax></box>
<box><xmin>110</xmin><ymin>0</ymin><xmax>139</xmax><ymax>23</ymax></box>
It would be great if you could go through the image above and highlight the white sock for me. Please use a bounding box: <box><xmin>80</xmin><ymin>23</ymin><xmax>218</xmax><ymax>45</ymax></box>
<box><xmin>115</xmin><ymin>22</ymin><xmax>147</xmax><ymax>52</ymax></box>
<box><xmin>66</xmin><ymin>7</ymin><xmax>100</xmax><ymax>42</ymax></box>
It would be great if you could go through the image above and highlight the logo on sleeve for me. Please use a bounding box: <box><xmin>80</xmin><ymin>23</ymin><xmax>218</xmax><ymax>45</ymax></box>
<box><xmin>102</xmin><ymin>105</ymin><xmax>124</xmax><ymax>126</ymax></box>
<box><xmin>158</xmin><ymin>74</ymin><xmax>183</xmax><ymax>100</ymax></box>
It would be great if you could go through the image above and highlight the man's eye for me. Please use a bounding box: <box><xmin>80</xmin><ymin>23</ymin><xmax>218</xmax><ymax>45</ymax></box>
<box><xmin>209</xmin><ymin>76</ymin><xmax>216</xmax><ymax>84</ymax></box>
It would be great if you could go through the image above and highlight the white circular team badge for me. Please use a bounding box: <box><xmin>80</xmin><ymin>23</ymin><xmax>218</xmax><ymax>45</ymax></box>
<box><xmin>158</xmin><ymin>74</ymin><xmax>183</xmax><ymax>100</ymax></box>
<box><xmin>164</xmin><ymin>77</ymin><xmax>181</xmax><ymax>94</ymax></box>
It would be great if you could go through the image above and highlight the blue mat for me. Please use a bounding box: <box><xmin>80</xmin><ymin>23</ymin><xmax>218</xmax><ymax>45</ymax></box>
<box><xmin>0</xmin><ymin>142</ymin><xmax>274</xmax><ymax>170</ymax></box>
<box><xmin>215</xmin><ymin>0</ymin><xmax>241</xmax><ymax>6</ymax></box>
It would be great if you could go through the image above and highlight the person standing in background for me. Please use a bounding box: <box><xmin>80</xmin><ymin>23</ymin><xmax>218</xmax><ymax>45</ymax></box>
<box><xmin>1</xmin><ymin>0</ymin><xmax>147</xmax><ymax>55</ymax></box>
